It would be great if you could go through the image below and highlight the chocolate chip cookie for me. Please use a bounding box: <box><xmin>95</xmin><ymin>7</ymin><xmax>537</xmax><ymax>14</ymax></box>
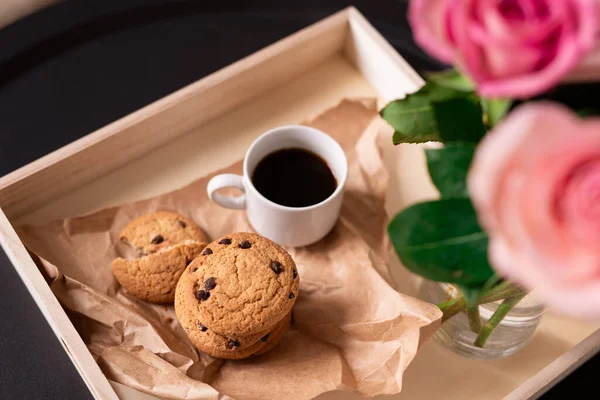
<box><xmin>177</xmin><ymin>297</ymin><xmax>290</xmax><ymax>359</ymax></box>
<box><xmin>175</xmin><ymin>232</ymin><xmax>299</xmax><ymax>336</ymax></box>
<box><xmin>253</xmin><ymin>311</ymin><xmax>292</xmax><ymax>356</ymax></box>
<box><xmin>119</xmin><ymin>211</ymin><xmax>207</xmax><ymax>256</ymax></box>
<box><xmin>113</xmin><ymin>240</ymin><xmax>206</xmax><ymax>303</ymax></box>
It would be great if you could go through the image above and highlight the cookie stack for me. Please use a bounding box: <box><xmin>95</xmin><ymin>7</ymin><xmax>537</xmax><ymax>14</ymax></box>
<box><xmin>175</xmin><ymin>232</ymin><xmax>299</xmax><ymax>359</ymax></box>
<box><xmin>112</xmin><ymin>211</ymin><xmax>208</xmax><ymax>303</ymax></box>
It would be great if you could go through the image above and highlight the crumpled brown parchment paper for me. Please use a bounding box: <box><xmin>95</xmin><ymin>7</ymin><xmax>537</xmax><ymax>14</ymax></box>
<box><xmin>17</xmin><ymin>99</ymin><xmax>441</xmax><ymax>400</ymax></box>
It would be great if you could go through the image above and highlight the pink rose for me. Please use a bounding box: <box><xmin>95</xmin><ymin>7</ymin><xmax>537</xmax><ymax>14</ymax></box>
<box><xmin>468</xmin><ymin>103</ymin><xmax>600</xmax><ymax>319</ymax></box>
<box><xmin>409</xmin><ymin>0</ymin><xmax>599</xmax><ymax>98</ymax></box>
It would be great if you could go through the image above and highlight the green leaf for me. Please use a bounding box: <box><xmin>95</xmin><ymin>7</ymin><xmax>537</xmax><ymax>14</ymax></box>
<box><xmin>425</xmin><ymin>144</ymin><xmax>476</xmax><ymax>198</ymax></box>
<box><xmin>427</xmin><ymin>69</ymin><xmax>475</xmax><ymax>92</ymax></box>
<box><xmin>388</xmin><ymin>198</ymin><xmax>494</xmax><ymax>287</ymax></box>
<box><xmin>481</xmin><ymin>98</ymin><xmax>512</xmax><ymax>129</ymax></box>
<box><xmin>433</xmin><ymin>98</ymin><xmax>486</xmax><ymax>143</ymax></box>
<box><xmin>381</xmin><ymin>82</ymin><xmax>466</xmax><ymax>145</ymax></box>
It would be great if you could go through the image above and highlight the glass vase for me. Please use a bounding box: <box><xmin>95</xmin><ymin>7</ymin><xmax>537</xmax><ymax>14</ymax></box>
<box><xmin>419</xmin><ymin>280</ymin><xmax>545</xmax><ymax>359</ymax></box>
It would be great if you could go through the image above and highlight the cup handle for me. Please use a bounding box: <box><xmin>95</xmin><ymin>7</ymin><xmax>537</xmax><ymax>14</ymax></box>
<box><xmin>207</xmin><ymin>174</ymin><xmax>246</xmax><ymax>209</ymax></box>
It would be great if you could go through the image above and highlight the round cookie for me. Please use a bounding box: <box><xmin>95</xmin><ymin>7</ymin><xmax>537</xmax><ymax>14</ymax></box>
<box><xmin>119</xmin><ymin>211</ymin><xmax>207</xmax><ymax>256</ymax></box>
<box><xmin>112</xmin><ymin>241</ymin><xmax>206</xmax><ymax>303</ymax></box>
<box><xmin>176</xmin><ymin>298</ymin><xmax>288</xmax><ymax>359</ymax></box>
<box><xmin>175</xmin><ymin>232</ymin><xmax>299</xmax><ymax>336</ymax></box>
<box><xmin>253</xmin><ymin>311</ymin><xmax>292</xmax><ymax>356</ymax></box>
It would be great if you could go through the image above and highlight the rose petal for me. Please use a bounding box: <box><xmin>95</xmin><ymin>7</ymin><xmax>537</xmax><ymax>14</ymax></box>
<box><xmin>480</xmin><ymin>39</ymin><xmax>544</xmax><ymax>78</ymax></box>
<box><xmin>477</xmin><ymin>0</ymin><xmax>598</xmax><ymax>97</ymax></box>
<box><xmin>477</xmin><ymin>34</ymin><xmax>581</xmax><ymax>98</ymax></box>
<box><xmin>480</xmin><ymin>104</ymin><xmax>600</xmax><ymax>274</ymax></box>
<box><xmin>470</xmin><ymin>103</ymin><xmax>600</xmax><ymax>319</ymax></box>
<box><xmin>568</xmin><ymin>43</ymin><xmax>600</xmax><ymax>80</ymax></box>
<box><xmin>560</xmin><ymin>160</ymin><xmax>600</xmax><ymax>244</ymax></box>
<box><xmin>451</xmin><ymin>0</ymin><xmax>489</xmax><ymax>83</ymax></box>
<box><xmin>468</xmin><ymin>103</ymin><xmax>560</xmax><ymax>228</ymax></box>
<box><xmin>478</xmin><ymin>0</ymin><xmax>560</xmax><ymax>45</ymax></box>
<box><xmin>490</xmin><ymin>238</ymin><xmax>600</xmax><ymax>320</ymax></box>
<box><xmin>409</xmin><ymin>0</ymin><xmax>456</xmax><ymax>62</ymax></box>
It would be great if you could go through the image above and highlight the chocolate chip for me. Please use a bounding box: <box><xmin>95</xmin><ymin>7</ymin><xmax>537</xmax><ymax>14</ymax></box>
<box><xmin>288</xmin><ymin>292</ymin><xmax>295</xmax><ymax>299</ymax></box>
<box><xmin>196</xmin><ymin>290</ymin><xmax>210</xmax><ymax>301</ymax></box>
<box><xmin>293</xmin><ymin>269</ymin><xmax>298</xmax><ymax>279</ymax></box>
<box><xmin>270</xmin><ymin>261</ymin><xmax>283</xmax><ymax>274</ymax></box>
<box><xmin>202</xmin><ymin>248</ymin><xmax>213</xmax><ymax>255</ymax></box>
<box><xmin>151</xmin><ymin>235</ymin><xmax>164</xmax><ymax>244</ymax></box>
<box><xmin>204</xmin><ymin>277</ymin><xmax>217</xmax><ymax>290</ymax></box>
<box><xmin>197</xmin><ymin>322</ymin><xmax>208</xmax><ymax>332</ymax></box>
<box><xmin>177</xmin><ymin>220</ymin><xmax>187</xmax><ymax>228</ymax></box>
<box><xmin>226</xmin><ymin>339</ymin><xmax>241</xmax><ymax>349</ymax></box>
<box><xmin>239</xmin><ymin>240</ymin><xmax>251</xmax><ymax>249</ymax></box>
<box><xmin>219</xmin><ymin>238</ymin><xmax>232</xmax><ymax>245</ymax></box>
<box><xmin>261</xmin><ymin>334</ymin><xmax>270</xmax><ymax>342</ymax></box>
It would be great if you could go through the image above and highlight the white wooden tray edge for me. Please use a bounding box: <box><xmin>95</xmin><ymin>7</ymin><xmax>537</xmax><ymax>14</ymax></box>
<box><xmin>505</xmin><ymin>329</ymin><xmax>599</xmax><ymax>400</ymax></box>
<box><xmin>0</xmin><ymin>7</ymin><xmax>422</xmax><ymax>400</ymax></box>
<box><xmin>0</xmin><ymin>5</ymin><xmax>595</xmax><ymax>400</ymax></box>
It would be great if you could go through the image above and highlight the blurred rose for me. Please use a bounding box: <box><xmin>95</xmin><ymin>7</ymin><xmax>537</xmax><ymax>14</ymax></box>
<box><xmin>468</xmin><ymin>103</ymin><xmax>600</xmax><ymax>319</ymax></box>
<box><xmin>410</xmin><ymin>0</ymin><xmax>599</xmax><ymax>98</ymax></box>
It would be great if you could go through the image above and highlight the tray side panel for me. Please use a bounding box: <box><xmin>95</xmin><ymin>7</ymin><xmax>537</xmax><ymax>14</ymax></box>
<box><xmin>504</xmin><ymin>329</ymin><xmax>600</xmax><ymax>400</ymax></box>
<box><xmin>4</xmin><ymin>6</ymin><xmax>598</xmax><ymax>400</ymax></box>
<box><xmin>0</xmin><ymin>9</ymin><xmax>350</xmax><ymax>221</ymax></box>
<box><xmin>0</xmin><ymin>207</ymin><xmax>118</xmax><ymax>400</ymax></box>
<box><xmin>344</xmin><ymin>7</ymin><xmax>423</xmax><ymax>102</ymax></box>
<box><xmin>17</xmin><ymin>56</ymin><xmax>379</xmax><ymax>225</ymax></box>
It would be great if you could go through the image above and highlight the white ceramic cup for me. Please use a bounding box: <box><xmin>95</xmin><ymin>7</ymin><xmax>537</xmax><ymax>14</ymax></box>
<box><xmin>207</xmin><ymin>125</ymin><xmax>348</xmax><ymax>247</ymax></box>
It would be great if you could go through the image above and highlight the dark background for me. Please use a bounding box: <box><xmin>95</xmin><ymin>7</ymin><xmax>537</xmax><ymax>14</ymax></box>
<box><xmin>0</xmin><ymin>1</ymin><xmax>595</xmax><ymax>398</ymax></box>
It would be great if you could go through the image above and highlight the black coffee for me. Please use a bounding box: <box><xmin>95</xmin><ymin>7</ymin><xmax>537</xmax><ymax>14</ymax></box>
<box><xmin>252</xmin><ymin>148</ymin><xmax>337</xmax><ymax>207</ymax></box>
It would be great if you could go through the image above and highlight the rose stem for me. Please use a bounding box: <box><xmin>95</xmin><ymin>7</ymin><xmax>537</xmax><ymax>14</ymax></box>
<box><xmin>481</xmin><ymin>280</ymin><xmax>513</xmax><ymax>298</ymax></box>
<box><xmin>438</xmin><ymin>282</ymin><xmax>526</xmax><ymax>322</ymax></box>
<box><xmin>474</xmin><ymin>293</ymin><xmax>526</xmax><ymax>348</ymax></box>
<box><xmin>438</xmin><ymin>294</ymin><xmax>462</xmax><ymax>311</ymax></box>
<box><xmin>467</xmin><ymin>305</ymin><xmax>482</xmax><ymax>333</ymax></box>
<box><xmin>441</xmin><ymin>297</ymin><xmax>466</xmax><ymax>322</ymax></box>
<box><xmin>480</xmin><ymin>275</ymin><xmax>502</xmax><ymax>295</ymax></box>
<box><xmin>480</xmin><ymin>284</ymin><xmax>527</xmax><ymax>304</ymax></box>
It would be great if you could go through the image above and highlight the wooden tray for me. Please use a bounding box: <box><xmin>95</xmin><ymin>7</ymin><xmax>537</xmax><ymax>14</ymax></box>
<box><xmin>0</xmin><ymin>7</ymin><xmax>597</xmax><ymax>400</ymax></box>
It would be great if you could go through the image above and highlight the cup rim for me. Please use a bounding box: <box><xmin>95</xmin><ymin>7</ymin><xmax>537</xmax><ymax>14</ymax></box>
<box><xmin>242</xmin><ymin>124</ymin><xmax>348</xmax><ymax>212</ymax></box>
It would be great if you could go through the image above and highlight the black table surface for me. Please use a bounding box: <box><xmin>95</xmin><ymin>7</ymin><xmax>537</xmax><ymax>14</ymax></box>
<box><xmin>0</xmin><ymin>1</ymin><xmax>594</xmax><ymax>398</ymax></box>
